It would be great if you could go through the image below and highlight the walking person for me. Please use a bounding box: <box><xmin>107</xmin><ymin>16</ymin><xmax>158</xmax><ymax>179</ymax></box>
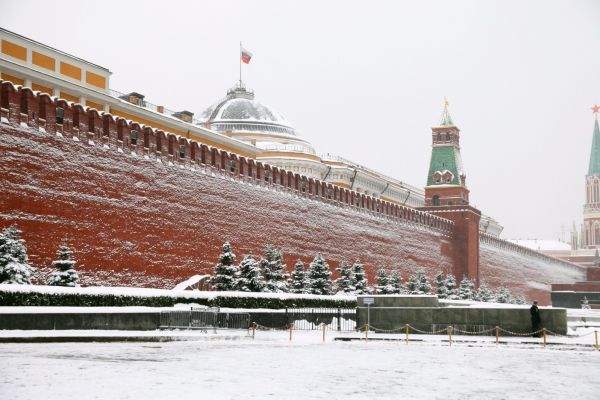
<box><xmin>530</xmin><ymin>300</ymin><xmax>542</xmax><ymax>337</ymax></box>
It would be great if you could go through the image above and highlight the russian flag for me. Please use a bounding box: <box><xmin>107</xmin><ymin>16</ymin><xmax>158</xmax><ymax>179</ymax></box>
<box><xmin>241</xmin><ymin>47</ymin><xmax>252</xmax><ymax>64</ymax></box>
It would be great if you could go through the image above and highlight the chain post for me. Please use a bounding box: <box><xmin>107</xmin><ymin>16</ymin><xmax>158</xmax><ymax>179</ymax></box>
<box><xmin>289</xmin><ymin>323</ymin><xmax>293</xmax><ymax>342</ymax></box>
<box><xmin>495</xmin><ymin>326</ymin><xmax>499</xmax><ymax>346</ymax></box>
<box><xmin>595</xmin><ymin>330</ymin><xmax>598</xmax><ymax>351</ymax></box>
<box><xmin>543</xmin><ymin>328</ymin><xmax>547</xmax><ymax>349</ymax></box>
<box><xmin>252</xmin><ymin>322</ymin><xmax>256</xmax><ymax>340</ymax></box>
<box><xmin>322</xmin><ymin>323</ymin><xmax>327</xmax><ymax>343</ymax></box>
<box><xmin>448</xmin><ymin>325</ymin><xmax>453</xmax><ymax>347</ymax></box>
<box><xmin>405</xmin><ymin>324</ymin><xmax>409</xmax><ymax>345</ymax></box>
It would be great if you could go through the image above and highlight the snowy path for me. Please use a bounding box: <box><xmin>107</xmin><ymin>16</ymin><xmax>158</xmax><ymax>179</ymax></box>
<box><xmin>1</xmin><ymin>331</ymin><xmax>598</xmax><ymax>400</ymax></box>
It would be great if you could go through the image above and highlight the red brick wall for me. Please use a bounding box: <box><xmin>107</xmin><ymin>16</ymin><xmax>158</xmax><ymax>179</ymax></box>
<box><xmin>0</xmin><ymin>123</ymin><xmax>454</xmax><ymax>288</ymax></box>
<box><xmin>0</xmin><ymin>81</ymin><xmax>586</xmax><ymax>302</ymax></box>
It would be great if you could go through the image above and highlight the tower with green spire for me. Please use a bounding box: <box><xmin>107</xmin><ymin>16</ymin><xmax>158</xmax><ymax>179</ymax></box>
<box><xmin>419</xmin><ymin>100</ymin><xmax>481</xmax><ymax>285</ymax></box>
<box><xmin>582</xmin><ymin>107</ymin><xmax>600</xmax><ymax>249</ymax></box>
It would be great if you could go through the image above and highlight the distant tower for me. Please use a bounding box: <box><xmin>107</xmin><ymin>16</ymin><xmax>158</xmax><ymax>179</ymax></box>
<box><xmin>582</xmin><ymin>105</ymin><xmax>600</xmax><ymax>249</ymax></box>
<box><xmin>570</xmin><ymin>222</ymin><xmax>579</xmax><ymax>251</ymax></box>
<box><xmin>419</xmin><ymin>100</ymin><xmax>481</xmax><ymax>285</ymax></box>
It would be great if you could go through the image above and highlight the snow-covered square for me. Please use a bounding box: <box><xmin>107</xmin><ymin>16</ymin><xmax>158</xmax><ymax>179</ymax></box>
<box><xmin>1</xmin><ymin>331</ymin><xmax>598</xmax><ymax>400</ymax></box>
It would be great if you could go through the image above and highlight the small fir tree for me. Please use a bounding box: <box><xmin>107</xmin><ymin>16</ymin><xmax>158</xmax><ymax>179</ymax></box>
<box><xmin>475</xmin><ymin>281</ymin><xmax>493</xmax><ymax>302</ymax></box>
<box><xmin>514</xmin><ymin>295</ymin><xmax>527</xmax><ymax>305</ymax></box>
<box><xmin>494</xmin><ymin>287</ymin><xmax>513</xmax><ymax>303</ymax></box>
<box><xmin>236</xmin><ymin>255</ymin><xmax>266</xmax><ymax>292</ymax></box>
<box><xmin>351</xmin><ymin>260</ymin><xmax>368</xmax><ymax>295</ymax></box>
<box><xmin>434</xmin><ymin>271</ymin><xmax>448</xmax><ymax>299</ymax></box>
<box><xmin>48</xmin><ymin>245</ymin><xmax>79</xmax><ymax>287</ymax></box>
<box><xmin>0</xmin><ymin>225</ymin><xmax>34</xmax><ymax>285</ymax></box>
<box><xmin>210</xmin><ymin>242</ymin><xmax>238</xmax><ymax>291</ymax></box>
<box><xmin>458</xmin><ymin>276</ymin><xmax>476</xmax><ymax>300</ymax></box>
<box><xmin>389</xmin><ymin>268</ymin><xmax>404</xmax><ymax>294</ymax></box>
<box><xmin>306</xmin><ymin>254</ymin><xmax>333</xmax><ymax>295</ymax></box>
<box><xmin>334</xmin><ymin>261</ymin><xmax>355</xmax><ymax>294</ymax></box>
<box><xmin>408</xmin><ymin>270</ymin><xmax>431</xmax><ymax>294</ymax></box>
<box><xmin>374</xmin><ymin>268</ymin><xmax>393</xmax><ymax>294</ymax></box>
<box><xmin>261</xmin><ymin>245</ymin><xmax>289</xmax><ymax>293</ymax></box>
<box><xmin>290</xmin><ymin>259</ymin><xmax>308</xmax><ymax>294</ymax></box>
<box><xmin>444</xmin><ymin>273</ymin><xmax>459</xmax><ymax>299</ymax></box>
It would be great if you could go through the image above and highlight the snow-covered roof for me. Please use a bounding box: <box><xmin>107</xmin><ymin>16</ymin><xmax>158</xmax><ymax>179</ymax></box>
<box><xmin>507</xmin><ymin>239</ymin><xmax>571</xmax><ymax>251</ymax></box>
<box><xmin>199</xmin><ymin>84</ymin><xmax>296</xmax><ymax>135</ymax></box>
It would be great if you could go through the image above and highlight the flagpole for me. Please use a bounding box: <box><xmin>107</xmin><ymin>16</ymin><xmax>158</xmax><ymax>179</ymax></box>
<box><xmin>239</xmin><ymin>41</ymin><xmax>242</xmax><ymax>87</ymax></box>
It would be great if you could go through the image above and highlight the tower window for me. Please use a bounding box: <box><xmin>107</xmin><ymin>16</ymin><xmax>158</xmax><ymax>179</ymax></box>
<box><xmin>432</xmin><ymin>195</ymin><xmax>440</xmax><ymax>206</ymax></box>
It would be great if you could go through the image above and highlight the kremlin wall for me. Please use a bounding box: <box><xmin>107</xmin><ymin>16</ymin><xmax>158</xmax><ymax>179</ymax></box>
<box><xmin>0</xmin><ymin>82</ymin><xmax>586</xmax><ymax>304</ymax></box>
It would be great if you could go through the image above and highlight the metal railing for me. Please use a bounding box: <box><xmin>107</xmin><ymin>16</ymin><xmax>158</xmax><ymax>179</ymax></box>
<box><xmin>159</xmin><ymin>308</ymin><xmax>251</xmax><ymax>332</ymax></box>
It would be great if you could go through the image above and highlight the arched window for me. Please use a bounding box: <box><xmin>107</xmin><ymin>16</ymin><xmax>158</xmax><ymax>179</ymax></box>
<box><xmin>432</xmin><ymin>195</ymin><xmax>440</xmax><ymax>206</ymax></box>
<box><xmin>595</xmin><ymin>225</ymin><xmax>600</xmax><ymax>245</ymax></box>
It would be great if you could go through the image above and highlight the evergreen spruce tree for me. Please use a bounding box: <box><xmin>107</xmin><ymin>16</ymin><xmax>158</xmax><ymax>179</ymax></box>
<box><xmin>48</xmin><ymin>244</ymin><xmax>79</xmax><ymax>287</ymax></box>
<box><xmin>306</xmin><ymin>254</ymin><xmax>333</xmax><ymax>295</ymax></box>
<box><xmin>0</xmin><ymin>225</ymin><xmax>34</xmax><ymax>284</ymax></box>
<box><xmin>210</xmin><ymin>242</ymin><xmax>238</xmax><ymax>291</ymax></box>
<box><xmin>475</xmin><ymin>281</ymin><xmax>493</xmax><ymax>302</ymax></box>
<box><xmin>494</xmin><ymin>287</ymin><xmax>513</xmax><ymax>303</ymax></box>
<box><xmin>389</xmin><ymin>268</ymin><xmax>404</xmax><ymax>294</ymax></box>
<box><xmin>374</xmin><ymin>267</ymin><xmax>393</xmax><ymax>294</ymax></box>
<box><xmin>351</xmin><ymin>259</ymin><xmax>368</xmax><ymax>295</ymax></box>
<box><xmin>514</xmin><ymin>295</ymin><xmax>527</xmax><ymax>305</ymax></box>
<box><xmin>236</xmin><ymin>255</ymin><xmax>266</xmax><ymax>292</ymax></box>
<box><xmin>261</xmin><ymin>245</ymin><xmax>289</xmax><ymax>293</ymax></box>
<box><xmin>434</xmin><ymin>271</ymin><xmax>448</xmax><ymax>299</ymax></box>
<box><xmin>408</xmin><ymin>270</ymin><xmax>431</xmax><ymax>294</ymax></box>
<box><xmin>334</xmin><ymin>261</ymin><xmax>354</xmax><ymax>294</ymax></box>
<box><xmin>444</xmin><ymin>273</ymin><xmax>459</xmax><ymax>299</ymax></box>
<box><xmin>418</xmin><ymin>271</ymin><xmax>432</xmax><ymax>294</ymax></box>
<box><xmin>290</xmin><ymin>259</ymin><xmax>308</xmax><ymax>294</ymax></box>
<box><xmin>458</xmin><ymin>276</ymin><xmax>476</xmax><ymax>300</ymax></box>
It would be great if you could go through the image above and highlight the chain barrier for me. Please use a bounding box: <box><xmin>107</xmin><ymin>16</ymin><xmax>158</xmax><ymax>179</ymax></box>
<box><xmin>248</xmin><ymin>320</ymin><xmax>599</xmax><ymax>351</ymax></box>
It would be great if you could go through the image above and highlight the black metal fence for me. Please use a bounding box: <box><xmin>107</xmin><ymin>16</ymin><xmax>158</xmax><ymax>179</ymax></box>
<box><xmin>160</xmin><ymin>308</ymin><xmax>251</xmax><ymax>331</ymax></box>
<box><xmin>159</xmin><ymin>307</ymin><xmax>357</xmax><ymax>332</ymax></box>
<box><xmin>286</xmin><ymin>308</ymin><xmax>356</xmax><ymax>331</ymax></box>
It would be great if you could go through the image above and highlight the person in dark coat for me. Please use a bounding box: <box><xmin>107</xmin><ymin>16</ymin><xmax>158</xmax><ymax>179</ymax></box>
<box><xmin>530</xmin><ymin>300</ymin><xmax>542</xmax><ymax>337</ymax></box>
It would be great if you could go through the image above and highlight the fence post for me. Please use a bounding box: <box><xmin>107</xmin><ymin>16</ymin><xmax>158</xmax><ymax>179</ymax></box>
<box><xmin>405</xmin><ymin>324</ymin><xmax>409</xmax><ymax>345</ymax></box>
<box><xmin>595</xmin><ymin>330</ymin><xmax>598</xmax><ymax>351</ymax></box>
<box><xmin>322</xmin><ymin>323</ymin><xmax>327</xmax><ymax>343</ymax></box>
<box><xmin>337</xmin><ymin>308</ymin><xmax>342</xmax><ymax>332</ymax></box>
<box><xmin>252</xmin><ymin>322</ymin><xmax>256</xmax><ymax>340</ymax></box>
<box><xmin>448</xmin><ymin>326</ymin><xmax>453</xmax><ymax>347</ymax></box>
<box><xmin>543</xmin><ymin>328</ymin><xmax>547</xmax><ymax>349</ymax></box>
<box><xmin>495</xmin><ymin>326</ymin><xmax>499</xmax><ymax>346</ymax></box>
<box><xmin>365</xmin><ymin>324</ymin><xmax>369</xmax><ymax>342</ymax></box>
<box><xmin>289</xmin><ymin>323</ymin><xmax>293</xmax><ymax>342</ymax></box>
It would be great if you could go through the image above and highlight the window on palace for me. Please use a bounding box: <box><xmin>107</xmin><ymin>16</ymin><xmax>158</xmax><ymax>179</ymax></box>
<box><xmin>179</xmin><ymin>144</ymin><xmax>186</xmax><ymax>159</ymax></box>
<box><xmin>432</xmin><ymin>195</ymin><xmax>440</xmax><ymax>206</ymax></box>
<box><xmin>264</xmin><ymin>169</ymin><xmax>270</xmax><ymax>182</ymax></box>
<box><xmin>229</xmin><ymin>159</ymin><xmax>236</xmax><ymax>172</ymax></box>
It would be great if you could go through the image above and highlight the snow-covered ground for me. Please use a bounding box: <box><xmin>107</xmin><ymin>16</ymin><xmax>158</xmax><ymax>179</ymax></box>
<box><xmin>1</xmin><ymin>330</ymin><xmax>599</xmax><ymax>400</ymax></box>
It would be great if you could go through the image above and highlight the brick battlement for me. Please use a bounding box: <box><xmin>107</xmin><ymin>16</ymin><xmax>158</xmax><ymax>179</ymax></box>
<box><xmin>480</xmin><ymin>233</ymin><xmax>584</xmax><ymax>272</ymax></box>
<box><xmin>0</xmin><ymin>80</ymin><xmax>454</xmax><ymax>236</ymax></box>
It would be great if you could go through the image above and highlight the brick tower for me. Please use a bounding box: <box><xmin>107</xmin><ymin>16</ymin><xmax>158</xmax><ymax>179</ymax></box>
<box><xmin>419</xmin><ymin>100</ymin><xmax>481</xmax><ymax>285</ymax></box>
<box><xmin>582</xmin><ymin>106</ymin><xmax>600</xmax><ymax>249</ymax></box>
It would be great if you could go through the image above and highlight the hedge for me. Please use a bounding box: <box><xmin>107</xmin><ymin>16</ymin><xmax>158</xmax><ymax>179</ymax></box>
<box><xmin>0</xmin><ymin>290</ymin><xmax>357</xmax><ymax>309</ymax></box>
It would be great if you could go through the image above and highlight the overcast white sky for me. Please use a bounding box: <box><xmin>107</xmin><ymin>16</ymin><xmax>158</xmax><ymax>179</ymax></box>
<box><xmin>2</xmin><ymin>0</ymin><xmax>599</xmax><ymax>240</ymax></box>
